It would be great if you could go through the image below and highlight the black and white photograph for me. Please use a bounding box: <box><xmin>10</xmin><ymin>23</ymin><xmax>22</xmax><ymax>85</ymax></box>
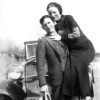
<box><xmin>0</xmin><ymin>0</ymin><xmax>100</xmax><ymax>100</ymax></box>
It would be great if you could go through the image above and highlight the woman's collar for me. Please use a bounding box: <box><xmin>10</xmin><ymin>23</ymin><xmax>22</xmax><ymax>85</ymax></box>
<box><xmin>56</xmin><ymin>14</ymin><xmax>64</xmax><ymax>23</ymax></box>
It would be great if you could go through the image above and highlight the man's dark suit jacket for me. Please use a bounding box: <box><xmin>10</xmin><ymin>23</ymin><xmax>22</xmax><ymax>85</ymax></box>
<box><xmin>36</xmin><ymin>37</ymin><xmax>66</xmax><ymax>87</ymax></box>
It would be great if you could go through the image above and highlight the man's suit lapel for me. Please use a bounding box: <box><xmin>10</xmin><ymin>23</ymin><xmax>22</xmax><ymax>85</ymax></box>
<box><xmin>44</xmin><ymin>37</ymin><xmax>63</xmax><ymax>56</ymax></box>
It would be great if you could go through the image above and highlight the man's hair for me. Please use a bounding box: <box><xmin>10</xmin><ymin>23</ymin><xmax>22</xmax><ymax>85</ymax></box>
<box><xmin>47</xmin><ymin>2</ymin><xmax>63</xmax><ymax>15</ymax></box>
<box><xmin>40</xmin><ymin>15</ymin><xmax>54</xmax><ymax>25</ymax></box>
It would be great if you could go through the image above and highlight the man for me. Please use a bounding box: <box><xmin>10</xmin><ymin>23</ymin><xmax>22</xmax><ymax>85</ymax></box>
<box><xmin>36</xmin><ymin>15</ymin><xmax>67</xmax><ymax>100</ymax></box>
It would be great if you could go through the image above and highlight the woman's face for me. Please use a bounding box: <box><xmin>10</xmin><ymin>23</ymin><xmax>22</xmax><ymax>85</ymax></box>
<box><xmin>48</xmin><ymin>6</ymin><xmax>61</xmax><ymax>22</ymax></box>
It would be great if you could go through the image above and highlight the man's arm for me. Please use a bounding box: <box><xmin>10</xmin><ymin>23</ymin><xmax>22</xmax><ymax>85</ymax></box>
<box><xmin>36</xmin><ymin>39</ymin><xmax>47</xmax><ymax>86</ymax></box>
<box><xmin>36</xmin><ymin>38</ymin><xmax>49</xmax><ymax>92</ymax></box>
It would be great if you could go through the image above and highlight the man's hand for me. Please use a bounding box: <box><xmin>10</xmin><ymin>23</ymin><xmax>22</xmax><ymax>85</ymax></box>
<box><xmin>40</xmin><ymin>85</ymin><xmax>49</xmax><ymax>93</ymax></box>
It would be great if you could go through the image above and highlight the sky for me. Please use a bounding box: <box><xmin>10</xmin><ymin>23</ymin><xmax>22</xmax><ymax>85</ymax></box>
<box><xmin>0</xmin><ymin>0</ymin><xmax>100</xmax><ymax>52</ymax></box>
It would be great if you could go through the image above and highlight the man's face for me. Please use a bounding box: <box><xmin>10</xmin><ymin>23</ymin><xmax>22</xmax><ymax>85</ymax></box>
<box><xmin>42</xmin><ymin>17</ymin><xmax>55</xmax><ymax>34</ymax></box>
<box><xmin>48</xmin><ymin>6</ymin><xmax>61</xmax><ymax>21</ymax></box>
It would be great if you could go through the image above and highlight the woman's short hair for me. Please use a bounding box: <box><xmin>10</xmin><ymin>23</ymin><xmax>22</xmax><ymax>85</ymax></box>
<box><xmin>47</xmin><ymin>2</ymin><xmax>63</xmax><ymax>15</ymax></box>
<box><xmin>40</xmin><ymin>15</ymin><xmax>54</xmax><ymax>25</ymax></box>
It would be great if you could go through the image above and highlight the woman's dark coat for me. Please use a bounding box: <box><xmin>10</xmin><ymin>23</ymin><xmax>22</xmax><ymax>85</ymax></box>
<box><xmin>55</xmin><ymin>15</ymin><xmax>95</xmax><ymax>98</ymax></box>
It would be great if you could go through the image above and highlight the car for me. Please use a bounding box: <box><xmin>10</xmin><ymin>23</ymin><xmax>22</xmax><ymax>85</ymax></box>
<box><xmin>0</xmin><ymin>40</ymin><xmax>48</xmax><ymax>100</ymax></box>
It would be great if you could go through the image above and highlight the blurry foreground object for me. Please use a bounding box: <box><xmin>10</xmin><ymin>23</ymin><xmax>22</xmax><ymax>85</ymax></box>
<box><xmin>7</xmin><ymin>64</ymin><xmax>24</xmax><ymax>81</ymax></box>
<box><xmin>0</xmin><ymin>94</ymin><xmax>12</xmax><ymax>100</ymax></box>
<box><xmin>0</xmin><ymin>80</ymin><xmax>26</xmax><ymax>100</ymax></box>
<box><xmin>6</xmin><ymin>64</ymin><xmax>24</xmax><ymax>88</ymax></box>
<box><xmin>0</xmin><ymin>64</ymin><xmax>26</xmax><ymax>100</ymax></box>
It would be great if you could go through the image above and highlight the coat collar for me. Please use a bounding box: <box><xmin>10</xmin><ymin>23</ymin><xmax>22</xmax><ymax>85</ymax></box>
<box><xmin>44</xmin><ymin>36</ymin><xmax>59</xmax><ymax>52</ymax></box>
<box><xmin>44</xmin><ymin>36</ymin><xmax>64</xmax><ymax>57</ymax></box>
<box><xmin>56</xmin><ymin>15</ymin><xmax>65</xmax><ymax>24</ymax></box>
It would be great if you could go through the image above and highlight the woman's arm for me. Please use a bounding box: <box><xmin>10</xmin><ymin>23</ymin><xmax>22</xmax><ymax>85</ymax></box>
<box><xmin>68</xmin><ymin>27</ymin><xmax>80</xmax><ymax>39</ymax></box>
<box><xmin>65</xmin><ymin>15</ymin><xmax>81</xmax><ymax>39</ymax></box>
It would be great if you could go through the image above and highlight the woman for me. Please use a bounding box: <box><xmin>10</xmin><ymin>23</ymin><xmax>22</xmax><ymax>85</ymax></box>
<box><xmin>46</xmin><ymin>2</ymin><xmax>95</xmax><ymax>100</ymax></box>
